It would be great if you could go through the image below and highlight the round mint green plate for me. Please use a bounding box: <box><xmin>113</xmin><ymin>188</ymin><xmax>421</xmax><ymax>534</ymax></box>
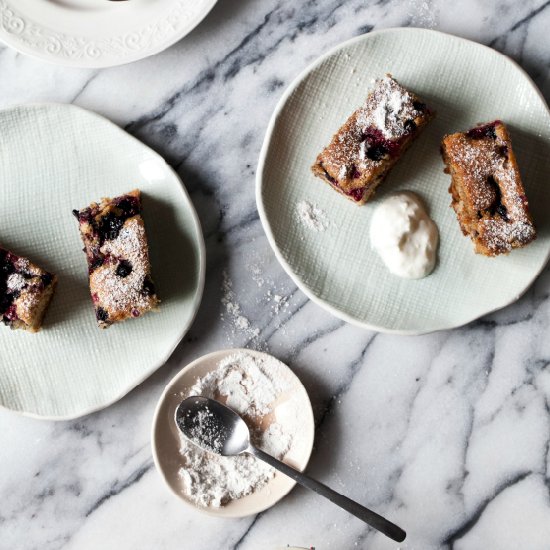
<box><xmin>0</xmin><ymin>104</ymin><xmax>205</xmax><ymax>419</ymax></box>
<box><xmin>257</xmin><ymin>28</ymin><xmax>550</xmax><ymax>335</ymax></box>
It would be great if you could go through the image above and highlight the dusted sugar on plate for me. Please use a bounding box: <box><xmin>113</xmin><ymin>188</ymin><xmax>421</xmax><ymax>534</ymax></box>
<box><xmin>178</xmin><ymin>352</ymin><xmax>301</xmax><ymax>508</ymax></box>
<box><xmin>441</xmin><ymin>120</ymin><xmax>536</xmax><ymax>256</ymax></box>
<box><xmin>311</xmin><ymin>74</ymin><xmax>434</xmax><ymax>205</ymax></box>
<box><xmin>73</xmin><ymin>189</ymin><xmax>159</xmax><ymax>328</ymax></box>
<box><xmin>0</xmin><ymin>247</ymin><xmax>57</xmax><ymax>332</ymax></box>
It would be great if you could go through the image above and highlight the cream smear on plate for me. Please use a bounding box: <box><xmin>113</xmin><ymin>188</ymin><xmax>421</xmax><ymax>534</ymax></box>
<box><xmin>178</xmin><ymin>352</ymin><xmax>301</xmax><ymax>507</ymax></box>
<box><xmin>370</xmin><ymin>191</ymin><xmax>439</xmax><ymax>279</ymax></box>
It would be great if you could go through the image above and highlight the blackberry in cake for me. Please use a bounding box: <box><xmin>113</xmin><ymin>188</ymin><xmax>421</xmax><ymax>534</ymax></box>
<box><xmin>73</xmin><ymin>189</ymin><xmax>159</xmax><ymax>328</ymax></box>
<box><xmin>0</xmin><ymin>247</ymin><xmax>57</xmax><ymax>332</ymax></box>
<box><xmin>311</xmin><ymin>74</ymin><xmax>434</xmax><ymax>205</ymax></box>
<box><xmin>441</xmin><ymin>120</ymin><xmax>536</xmax><ymax>256</ymax></box>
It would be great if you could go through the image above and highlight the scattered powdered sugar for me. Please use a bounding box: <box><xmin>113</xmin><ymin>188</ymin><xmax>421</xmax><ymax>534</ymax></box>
<box><xmin>356</xmin><ymin>75</ymin><xmax>419</xmax><ymax>140</ymax></box>
<box><xmin>221</xmin><ymin>270</ymin><xmax>261</xmax><ymax>341</ymax></box>
<box><xmin>358</xmin><ymin>140</ymin><xmax>367</xmax><ymax>160</ymax></box>
<box><xmin>266</xmin><ymin>290</ymin><xmax>288</xmax><ymax>315</ymax></box>
<box><xmin>408</xmin><ymin>0</ymin><xmax>439</xmax><ymax>28</ymax></box>
<box><xmin>220</xmin><ymin>255</ymin><xmax>296</xmax><ymax>349</ymax></box>
<box><xmin>481</xmin><ymin>219</ymin><xmax>535</xmax><ymax>251</ymax></box>
<box><xmin>6</xmin><ymin>273</ymin><xmax>27</xmax><ymax>293</ymax></box>
<box><xmin>248</xmin><ymin>262</ymin><xmax>292</xmax><ymax>326</ymax></box>
<box><xmin>184</xmin><ymin>407</ymin><xmax>227</xmax><ymax>454</ymax></box>
<box><xmin>296</xmin><ymin>200</ymin><xmax>331</xmax><ymax>232</ymax></box>
<box><xmin>178</xmin><ymin>352</ymin><xmax>301</xmax><ymax>508</ymax></box>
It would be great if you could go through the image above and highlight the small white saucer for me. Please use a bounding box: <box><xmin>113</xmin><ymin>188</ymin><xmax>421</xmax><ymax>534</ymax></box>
<box><xmin>151</xmin><ymin>349</ymin><xmax>315</xmax><ymax>518</ymax></box>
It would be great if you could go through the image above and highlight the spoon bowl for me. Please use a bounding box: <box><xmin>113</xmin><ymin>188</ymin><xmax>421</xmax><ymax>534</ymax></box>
<box><xmin>175</xmin><ymin>396</ymin><xmax>250</xmax><ymax>456</ymax></box>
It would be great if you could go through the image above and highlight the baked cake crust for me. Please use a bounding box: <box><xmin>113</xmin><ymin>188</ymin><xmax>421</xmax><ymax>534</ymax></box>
<box><xmin>441</xmin><ymin>120</ymin><xmax>536</xmax><ymax>256</ymax></box>
<box><xmin>311</xmin><ymin>74</ymin><xmax>434</xmax><ymax>205</ymax></box>
<box><xmin>73</xmin><ymin>189</ymin><xmax>159</xmax><ymax>328</ymax></box>
<box><xmin>0</xmin><ymin>247</ymin><xmax>57</xmax><ymax>332</ymax></box>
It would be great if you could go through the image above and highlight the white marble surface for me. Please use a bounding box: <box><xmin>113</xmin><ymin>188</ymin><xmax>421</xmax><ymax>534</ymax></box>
<box><xmin>1</xmin><ymin>0</ymin><xmax>550</xmax><ymax>548</ymax></box>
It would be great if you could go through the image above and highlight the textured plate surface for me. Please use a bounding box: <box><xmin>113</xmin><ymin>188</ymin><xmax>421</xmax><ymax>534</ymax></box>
<box><xmin>257</xmin><ymin>28</ymin><xmax>550</xmax><ymax>334</ymax></box>
<box><xmin>152</xmin><ymin>349</ymin><xmax>315</xmax><ymax>518</ymax></box>
<box><xmin>0</xmin><ymin>0</ymin><xmax>217</xmax><ymax>68</ymax></box>
<box><xmin>0</xmin><ymin>104</ymin><xmax>205</xmax><ymax>418</ymax></box>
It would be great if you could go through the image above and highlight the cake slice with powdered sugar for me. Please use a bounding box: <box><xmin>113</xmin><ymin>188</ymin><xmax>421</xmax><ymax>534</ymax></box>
<box><xmin>441</xmin><ymin>120</ymin><xmax>536</xmax><ymax>256</ymax></box>
<box><xmin>73</xmin><ymin>189</ymin><xmax>159</xmax><ymax>328</ymax></box>
<box><xmin>0</xmin><ymin>247</ymin><xmax>57</xmax><ymax>332</ymax></box>
<box><xmin>311</xmin><ymin>74</ymin><xmax>434</xmax><ymax>205</ymax></box>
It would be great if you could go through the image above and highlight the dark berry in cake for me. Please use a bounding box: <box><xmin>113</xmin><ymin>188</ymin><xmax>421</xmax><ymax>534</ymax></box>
<box><xmin>116</xmin><ymin>260</ymin><xmax>133</xmax><ymax>278</ymax></box>
<box><xmin>96</xmin><ymin>307</ymin><xmax>109</xmax><ymax>322</ymax></box>
<box><xmin>141</xmin><ymin>276</ymin><xmax>156</xmax><ymax>296</ymax></box>
<box><xmin>466</xmin><ymin>121</ymin><xmax>500</xmax><ymax>140</ymax></box>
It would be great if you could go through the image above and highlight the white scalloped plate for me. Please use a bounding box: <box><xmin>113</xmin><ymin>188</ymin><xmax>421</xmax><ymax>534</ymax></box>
<box><xmin>0</xmin><ymin>104</ymin><xmax>205</xmax><ymax>419</ymax></box>
<box><xmin>0</xmin><ymin>0</ymin><xmax>217</xmax><ymax>68</ymax></box>
<box><xmin>257</xmin><ymin>28</ymin><xmax>550</xmax><ymax>335</ymax></box>
<box><xmin>152</xmin><ymin>349</ymin><xmax>315</xmax><ymax>518</ymax></box>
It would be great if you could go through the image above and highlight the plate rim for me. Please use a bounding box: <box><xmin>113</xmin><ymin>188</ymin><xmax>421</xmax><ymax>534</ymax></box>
<box><xmin>0</xmin><ymin>0</ymin><xmax>218</xmax><ymax>68</ymax></box>
<box><xmin>256</xmin><ymin>27</ymin><xmax>550</xmax><ymax>336</ymax></box>
<box><xmin>151</xmin><ymin>348</ymin><xmax>316</xmax><ymax>518</ymax></box>
<box><xmin>0</xmin><ymin>102</ymin><xmax>206</xmax><ymax>420</ymax></box>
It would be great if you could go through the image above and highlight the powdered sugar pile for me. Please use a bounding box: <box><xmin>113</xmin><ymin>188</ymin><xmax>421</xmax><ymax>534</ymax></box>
<box><xmin>296</xmin><ymin>200</ymin><xmax>331</xmax><ymax>232</ymax></box>
<box><xmin>178</xmin><ymin>352</ymin><xmax>301</xmax><ymax>507</ymax></box>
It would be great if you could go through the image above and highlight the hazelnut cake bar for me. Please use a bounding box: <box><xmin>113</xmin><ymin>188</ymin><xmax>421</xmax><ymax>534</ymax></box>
<box><xmin>73</xmin><ymin>189</ymin><xmax>159</xmax><ymax>328</ymax></box>
<box><xmin>441</xmin><ymin>120</ymin><xmax>536</xmax><ymax>256</ymax></box>
<box><xmin>0</xmin><ymin>247</ymin><xmax>57</xmax><ymax>332</ymax></box>
<box><xmin>311</xmin><ymin>75</ymin><xmax>434</xmax><ymax>205</ymax></box>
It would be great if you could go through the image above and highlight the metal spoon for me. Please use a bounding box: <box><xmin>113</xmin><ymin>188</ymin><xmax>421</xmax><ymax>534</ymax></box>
<box><xmin>175</xmin><ymin>396</ymin><xmax>406</xmax><ymax>543</ymax></box>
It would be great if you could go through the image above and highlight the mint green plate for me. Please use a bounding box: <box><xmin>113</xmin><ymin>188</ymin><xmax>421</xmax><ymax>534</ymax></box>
<box><xmin>0</xmin><ymin>104</ymin><xmax>205</xmax><ymax>418</ymax></box>
<box><xmin>257</xmin><ymin>28</ymin><xmax>550</xmax><ymax>335</ymax></box>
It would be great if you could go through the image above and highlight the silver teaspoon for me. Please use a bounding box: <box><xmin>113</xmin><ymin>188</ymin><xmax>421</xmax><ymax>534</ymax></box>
<box><xmin>175</xmin><ymin>396</ymin><xmax>406</xmax><ymax>543</ymax></box>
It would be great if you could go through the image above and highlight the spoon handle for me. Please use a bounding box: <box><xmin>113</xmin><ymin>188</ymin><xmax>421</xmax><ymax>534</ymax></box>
<box><xmin>248</xmin><ymin>446</ymin><xmax>406</xmax><ymax>543</ymax></box>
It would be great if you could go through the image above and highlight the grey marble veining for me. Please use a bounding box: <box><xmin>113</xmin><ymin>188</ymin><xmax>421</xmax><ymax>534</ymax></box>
<box><xmin>2</xmin><ymin>0</ymin><xmax>550</xmax><ymax>549</ymax></box>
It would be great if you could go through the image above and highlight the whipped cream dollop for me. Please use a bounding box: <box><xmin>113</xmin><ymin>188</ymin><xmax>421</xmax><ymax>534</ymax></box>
<box><xmin>370</xmin><ymin>191</ymin><xmax>439</xmax><ymax>279</ymax></box>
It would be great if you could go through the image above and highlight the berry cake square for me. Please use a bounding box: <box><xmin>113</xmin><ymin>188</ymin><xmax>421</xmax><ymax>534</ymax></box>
<box><xmin>73</xmin><ymin>189</ymin><xmax>159</xmax><ymax>328</ymax></box>
<box><xmin>441</xmin><ymin>120</ymin><xmax>536</xmax><ymax>256</ymax></box>
<box><xmin>0</xmin><ymin>247</ymin><xmax>57</xmax><ymax>332</ymax></box>
<box><xmin>311</xmin><ymin>74</ymin><xmax>434</xmax><ymax>205</ymax></box>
